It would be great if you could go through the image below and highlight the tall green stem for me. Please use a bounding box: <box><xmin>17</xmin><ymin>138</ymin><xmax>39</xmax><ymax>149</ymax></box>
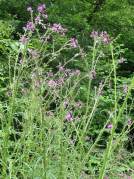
<box><xmin>99</xmin><ymin>43</ymin><xmax>117</xmax><ymax>179</ymax></box>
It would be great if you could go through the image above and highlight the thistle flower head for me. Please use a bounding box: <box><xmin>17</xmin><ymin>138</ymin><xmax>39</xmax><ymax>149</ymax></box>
<box><xmin>100</xmin><ymin>31</ymin><xmax>111</xmax><ymax>44</ymax></box>
<box><xmin>107</xmin><ymin>124</ymin><xmax>113</xmax><ymax>129</ymax></box>
<box><xmin>57</xmin><ymin>63</ymin><xmax>65</xmax><ymax>72</ymax></box>
<box><xmin>27</xmin><ymin>6</ymin><xmax>33</xmax><ymax>13</ymax></box>
<box><xmin>25</xmin><ymin>21</ymin><xmax>35</xmax><ymax>32</ymax></box>
<box><xmin>90</xmin><ymin>30</ymin><xmax>99</xmax><ymax>39</ymax></box>
<box><xmin>51</xmin><ymin>23</ymin><xmax>67</xmax><ymax>35</ymax></box>
<box><xmin>35</xmin><ymin>15</ymin><xmax>41</xmax><ymax>25</ymax></box>
<box><xmin>19</xmin><ymin>35</ymin><xmax>28</xmax><ymax>44</ymax></box>
<box><xmin>70</xmin><ymin>38</ymin><xmax>78</xmax><ymax>48</ymax></box>
<box><xmin>37</xmin><ymin>4</ymin><xmax>46</xmax><ymax>13</ymax></box>
<box><xmin>48</xmin><ymin>80</ymin><xmax>57</xmax><ymax>88</ymax></box>
<box><xmin>65</xmin><ymin>112</ymin><xmax>73</xmax><ymax>121</ymax></box>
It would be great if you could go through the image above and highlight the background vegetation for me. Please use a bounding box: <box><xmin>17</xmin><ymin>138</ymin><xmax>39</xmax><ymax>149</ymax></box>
<box><xmin>0</xmin><ymin>0</ymin><xmax>134</xmax><ymax>178</ymax></box>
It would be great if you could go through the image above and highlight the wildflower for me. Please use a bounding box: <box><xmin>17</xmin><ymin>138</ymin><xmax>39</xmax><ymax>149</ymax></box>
<box><xmin>65</xmin><ymin>112</ymin><xmax>73</xmax><ymax>121</ymax></box>
<box><xmin>57</xmin><ymin>63</ymin><xmax>65</xmax><ymax>72</ymax></box>
<box><xmin>19</xmin><ymin>35</ymin><xmax>28</xmax><ymax>44</ymax></box>
<box><xmin>64</xmin><ymin>69</ymin><xmax>71</xmax><ymax>77</ymax></box>
<box><xmin>70</xmin><ymin>38</ymin><xmax>78</xmax><ymax>48</ymax></box>
<box><xmin>51</xmin><ymin>23</ymin><xmax>67</xmax><ymax>35</ymax></box>
<box><xmin>42</xmin><ymin>14</ymin><xmax>48</xmax><ymax>19</ymax></box>
<box><xmin>100</xmin><ymin>31</ymin><xmax>111</xmax><ymax>44</ymax></box>
<box><xmin>70</xmin><ymin>69</ymin><xmax>80</xmax><ymax>76</ymax></box>
<box><xmin>127</xmin><ymin>176</ymin><xmax>132</xmax><ymax>179</ymax></box>
<box><xmin>59</xmin><ymin>66</ymin><xmax>65</xmax><ymax>72</ymax></box>
<box><xmin>57</xmin><ymin>77</ymin><xmax>64</xmax><ymax>86</ymax></box>
<box><xmin>26</xmin><ymin>21</ymin><xmax>35</xmax><ymax>32</ymax></box>
<box><xmin>37</xmin><ymin>4</ymin><xmax>46</xmax><ymax>13</ymax></box>
<box><xmin>48</xmin><ymin>80</ymin><xmax>57</xmax><ymax>88</ymax></box>
<box><xmin>27</xmin><ymin>6</ymin><xmax>33</xmax><ymax>13</ymax></box>
<box><xmin>107</xmin><ymin>124</ymin><xmax>113</xmax><ymax>129</ymax></box>
<box><xmin>74</xmin><ymin>69</ymin><xmax>80</xmax><ymax>76</ymax></box>
<box><xmin>118</xmin><ymin>57</ymin><xmax>126</xmax><ymax>64</ymax></box>
<box><xmin>90</xmin><ymin>30</ymin><xmax>99</xmax><ymax>39</ymax></box>
<box><xmin>35</xmin><ymin>16</ymin><xmax>41</xmax><ymax>25</ymax></box>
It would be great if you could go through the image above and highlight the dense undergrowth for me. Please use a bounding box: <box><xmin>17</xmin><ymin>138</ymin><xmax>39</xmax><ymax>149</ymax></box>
<box><xmin>0</xmin><ymin>3</ymin><xmax>134</xmax><ymax>179</ymax></box>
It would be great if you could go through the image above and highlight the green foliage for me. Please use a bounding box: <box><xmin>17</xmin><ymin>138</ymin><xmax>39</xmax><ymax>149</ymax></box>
<box><xmin>0</xmin><ymin>1</ymin><xmax>134</xmax><ymax>178</ymax></box>
<box><xmin>91</xmin><ymin>0</ymin><xmax>134</xmax><ymax>68</ymax></box>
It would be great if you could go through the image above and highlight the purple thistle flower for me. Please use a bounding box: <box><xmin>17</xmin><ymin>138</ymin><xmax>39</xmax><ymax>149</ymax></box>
<box><xmin>64</xmin><ymin>69</ymin><xmax>71</xmax><ymax>76</ymax></box>
<box><xmin>70</xmin><ymin>38</ymin><xmax>78</xmax><ymax>48</ymax></box>
<box><xmin>90</xmin><ymin>30</ymin><xmax>111</xmax><ymax>44</ymax></box>
<box><xmin>57</xmin><ymin>77</ymin><xmax>64</xmax><ymax>86</ymax></box>
<box><xmin>107</xmin><ymin>124</ymin><xmax>113</xmax><ymax>129</ymax></box>
<box><xmin>90</xmin><ymin>30</ymin><xmax>99</xmax><ymax>39</ymax></box>
<box><xmin>35</xmin><ymin>15</ymin><xmax>41</xmax><ymax>25</ymax></box>
<box><xmin>59</xmin><ymin>66</ymin><xmax>65</xmax><ymax>72</ymax></box>
<box><xmin>74</xmin><ymin>69</ymin><xmax>80</xmax><ymax>76</ymax></box>
<box><xmin>57</xmin><ymin>63</ymin><xmax>65</xmax><ymax>72</ymax></box>
<box><xmin>47</xmin><ymin>80</ymin><xmax>57</xmax><ymax>88</ymax></box>
<box><xmin>71</xmin><ymin>69</ymin><xmax>80</xmax><ymax>76</ymax></box>
<box><xmin>37</xmin><ymin>4</ymin><xmax>46</xmax><ymax>13</ymax></box>
<box><xmin>65</xmin><ymin>112</ymin><xmax>73</xmax><ymax>122</ymax></box>
<box><xmin>19</xmin><ymin>35</ymin><xmax>28</xmax><ymax>44</ymax></box>
<box><xmin>27</xmin><ymin>6</ymin><xmax>33</xmax><ymax>13</ymax></box>
<box><xmin>51</xmin><ymin>23</ymin><xmax>67</xmax><ymax>35</ymax></box>
<box><xmin>51</xmin><ymin>23</ymin><xmax>60</xmax><ymax>33</ymax></box>
<box><xmin>26</xmin><ymin>21</ymin><xmax>35</xmax><ymax>32</ymax></box>
<box><xmin>100</xmin><ymin>31</ymin><xmax>111</xmax><ymax>44</ymax></box>
<box><xmin>42</xmin><ymin>14</ymin><xmax>48</xmax><ymax>19</ymax></box>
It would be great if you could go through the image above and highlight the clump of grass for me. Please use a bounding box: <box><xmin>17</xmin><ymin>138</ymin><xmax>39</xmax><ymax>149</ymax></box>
<box><xmin>0</xmin><ymin>3</ymin><xmax>134</xmax><ymax>179</ymax></box>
